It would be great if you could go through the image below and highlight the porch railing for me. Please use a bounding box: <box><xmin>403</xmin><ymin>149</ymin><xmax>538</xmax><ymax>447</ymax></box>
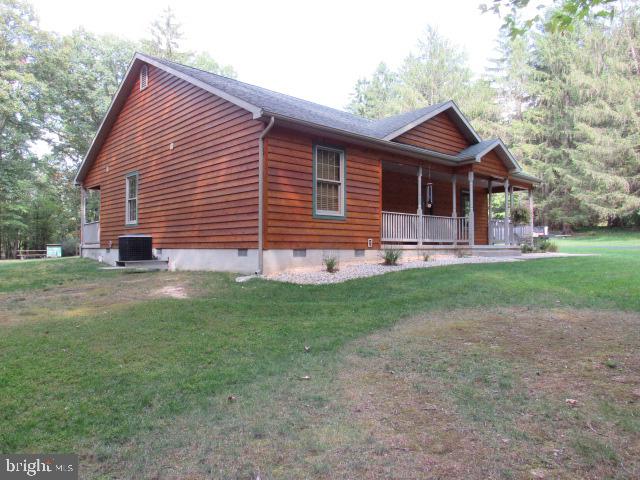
<box><xmin>490</xmin><ymin>219</ymin><xmax>509</xmax><ymax>244</ymax></box>
<box><xmin>490</xmin><ymin>220</ymin><xmax>534</xmax><ymax>245</ymax></box>
<box><xmin>382</xmin><ymin>211</ymin><xmax>469</xmax><ymax>244</ymax></box>
<box><xmin>82</xmin><ymin>221</ymin><xmax>100</xmax><ymax>245</ymax></box>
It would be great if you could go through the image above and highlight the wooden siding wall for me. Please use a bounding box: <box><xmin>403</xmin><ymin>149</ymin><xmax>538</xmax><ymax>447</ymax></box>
<box><xmin>382</xmin><ymin>171</ymin><xmax>454</xmax><ymax>217</ymax></box>
<box><xmin>394</xmin><ymin>112</ymin><xmax>471</xmax><ymax>155</ymax></box>
<box><xmin>474</xmin><ymin>186</ymin><xmax>489</xmax><ymax>245</ymax></box>
<box><xmin>475</xmin><ymin>150</ymin><xmax>509</xmax><ymax>178</ymax></box>
<box><xmin>265</xmin><ymin>127</ymin><xmax>381</xmax><ymax>250</ymax></box>
<box><xmin>83</xmin><ymin>64</ymin><xmax>264</xmax><ymax>249</ymax></box>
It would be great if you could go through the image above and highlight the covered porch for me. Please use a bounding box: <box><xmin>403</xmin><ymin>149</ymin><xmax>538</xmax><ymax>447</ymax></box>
<box><xmin>380</xmin><ymin>161</ymin><xmax>535</xmax><ymax>247</ymax></box>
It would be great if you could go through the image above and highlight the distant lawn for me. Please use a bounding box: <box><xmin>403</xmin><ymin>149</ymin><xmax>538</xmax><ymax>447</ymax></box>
<box><xmin>0</xmin><ymin>231</ymin><xmax>639</xmax><ymax>478</ymax></box>
<box><xmin>0</xmin><ymin>257</ymin><xmax>119</xmax><ymax>293</ymax></box>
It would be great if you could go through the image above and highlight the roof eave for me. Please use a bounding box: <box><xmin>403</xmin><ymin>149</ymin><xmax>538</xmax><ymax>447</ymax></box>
<box><xmin>511</xmin><ymin>172</ymin><xmax>542</xmax><ymax>184</ymax></box>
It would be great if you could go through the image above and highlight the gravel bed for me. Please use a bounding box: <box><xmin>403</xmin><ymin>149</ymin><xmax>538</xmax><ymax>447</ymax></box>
<box><xmin>260</xmin><ymin>253</ymin><xmax>586</xmax><ymax>285</ymax></box>
<box><xmin>258</xmin><ymin>252</ymin><xmax>589</xmax><ymax>285</ymax></box>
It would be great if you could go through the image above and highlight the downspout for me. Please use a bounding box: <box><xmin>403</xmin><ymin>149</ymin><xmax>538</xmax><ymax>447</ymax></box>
<box><xmin>257</xmin><ymin>116</ymin><xmax>275</xmax><ymax>274</ymax></box>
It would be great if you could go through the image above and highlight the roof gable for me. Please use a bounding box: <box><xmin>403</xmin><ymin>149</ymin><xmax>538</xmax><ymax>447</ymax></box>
<box><xmin>456</xmin><ymin>138</ymin><xmax>522</xmax><ymax>172</ymax></box>
<box><xmin>391</xmin><ymin>111</ymin><xmax>473</xmax><ymax>155</ymax></box>
<box><xmin>381</xmin><ymin>101</ymin><xmax>482</xmax><ymax>144</ymax></box>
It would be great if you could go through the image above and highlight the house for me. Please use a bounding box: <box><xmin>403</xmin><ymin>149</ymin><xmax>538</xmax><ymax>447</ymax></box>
<box><xmin>75</xmin><ymin>53</ymin><xmax>539</xmax><ymax>274</ymax></box>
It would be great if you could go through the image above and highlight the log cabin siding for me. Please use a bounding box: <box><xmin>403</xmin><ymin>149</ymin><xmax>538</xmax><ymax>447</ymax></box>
<box><xmin>393</xmin><ymin>112</ymin><xmax>472</xmax><ymax>155</ymax></box>
<box><xmin>83</xmin><ymin>64</ymin><xmax>264</xmax><ymax>249</ymax></box>
<box><xmin>265</xmin><ymin>127</ymin><xmax>381</xmax><ymax>250</ymax></box>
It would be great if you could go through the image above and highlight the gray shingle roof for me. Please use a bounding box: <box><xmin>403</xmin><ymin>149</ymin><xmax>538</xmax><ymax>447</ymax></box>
<box><xmin>75</xmin><ymin>53</ymin><xmax>536</xmax><ymax>185</ymax></box>
<box><xmin>456</xmin><ymin>140</ymin><xmax>499</xmax><ymax>160</ymax></box>
<box><xmin>151</xmin><ymin>56</ymin><xmax>449</xmax><ymax>140</ymax></box>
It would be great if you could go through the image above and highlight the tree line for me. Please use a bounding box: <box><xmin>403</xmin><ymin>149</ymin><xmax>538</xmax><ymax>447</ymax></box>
<box><xmin>348</xmin><ymin>2</ymin><xmax>640</xmax><ymax>230</ymax></box>
<box><xmin>1</xmin><ymin>0</ymin><xmax>638</xmax><ymax>258</ymax></box>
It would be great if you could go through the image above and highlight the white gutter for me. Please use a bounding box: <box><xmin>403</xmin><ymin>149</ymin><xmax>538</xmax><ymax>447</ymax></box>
<box><xmin>257</xmin><ymin>116</ymin><xmax>275</xmax><ymax>274</ymax></box>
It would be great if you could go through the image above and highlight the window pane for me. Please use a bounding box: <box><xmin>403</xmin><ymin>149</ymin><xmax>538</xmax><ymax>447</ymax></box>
<box><xmin>128</xmin><ymin>199</ymin><xmax>137</xmax><ymax>222</ymax></box>
<box><xmin>316</xmin><ymin>181</ymin><xmax>339</xmax><ymax>212</ymax></box>
<box><xmin>85</xmin><ymin>189</ymin><xmax>100</xmax><ymax>223</ymax></box>
<box><xmin>127</xmin><ymin>176</ymin><xmax>137</xmax><ymax>200</ymax></box>
<box><xmin>316</xmin><ymin>148</ymin><xmax>340</xmax><ymax>181</ymax></box>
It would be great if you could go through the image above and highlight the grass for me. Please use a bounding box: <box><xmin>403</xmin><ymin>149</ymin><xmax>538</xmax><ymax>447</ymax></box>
<box><xmin>0</xmin><ymin>229</ymin><xmax>639</xmax><ymax>478</ymax></box>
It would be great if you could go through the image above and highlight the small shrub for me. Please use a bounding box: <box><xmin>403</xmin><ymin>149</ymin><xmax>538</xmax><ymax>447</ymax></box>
<box><xmin>423</xmin><ymin>253</ymin><xmax>431</xmax><ymax>262</ymax></box>
<box><xmin>381</xmin><ymin>248</ymin><xmax>402</xmax><ymax>266</ymax></box>
<box><xmin>61</xmin><ymin>236</ymin><xmax>79</xmax><ymax>256</ymax></box>
<box><xmin>521</xmin><ymin>243</ymin><xmax>534</xmax><ymax>253</ymax></box>
<box><xmin>537</xmin><ymin>239</ymin><xmax>559</xmax><ymax>253</ymax></box>
<box><xmin>323</xmin><ymin>256</ymin><xmax>338</xmax><ymax>273</ymax></box>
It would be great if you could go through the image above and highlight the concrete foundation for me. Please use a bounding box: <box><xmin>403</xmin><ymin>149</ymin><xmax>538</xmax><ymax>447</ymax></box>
<box><xmin>82</xmin><ymin>244</ymin><xmax>520</xmax><ymax>274</ymax></box>
<box><xmin>81</xmin><ymin>246</ymin><xmax>257</xmax><ymax>273</ymax></box>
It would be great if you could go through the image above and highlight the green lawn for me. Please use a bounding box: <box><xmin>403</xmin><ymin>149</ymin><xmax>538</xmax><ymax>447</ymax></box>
<box><xmin>0</xmin><ymin>231</ymin><xmax>639</xmax><ymax>478</ymax></box>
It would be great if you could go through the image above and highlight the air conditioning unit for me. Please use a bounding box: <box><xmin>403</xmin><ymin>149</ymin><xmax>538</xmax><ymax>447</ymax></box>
<box><xmin>118</xmin><ymin>235</ymin><xmax>152</xmax><ymax>261</ymax></box>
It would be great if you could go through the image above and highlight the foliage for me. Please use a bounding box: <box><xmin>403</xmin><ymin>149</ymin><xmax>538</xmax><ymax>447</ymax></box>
<box><xmin>142</xmin><ymin>6</ymin><xmax>236</xmax><ymax>77</ymax></box>
<box><xmin>347</xmin><ymin>27</ymin><xmax>503</xmax><ymax>137</ymax></box>
<box><xmin>323</xmin><ymin>255</ymin><xmax>339</xmax><ymax>273</ymax></box>
<box><xmin>537</xmin><ymin>238</ymin><xmax>559</xmax><ymax>252</ymax></box>
<box><xmin>381</xmin><ymin>248</ymin><xmax>402</xmax><ymax>265</ymax></box>
<box><xmin>511</xmin><ymin>204</ymin><xmax>531</xmax><ymax>224</ymax></box>
<box><xmin>479</xmin><ymin>0</ymin><xmax>617</xmax><ymax>38</ymax></box>
<box><xmin>521</xmin><ymin>243</ymin><xmax>535</xmax><ymax>253</ymax></box>
<box><xmin>352</xmin><ymin>2</ymin><xmax>640</xmax><ymax>230</ymax></box>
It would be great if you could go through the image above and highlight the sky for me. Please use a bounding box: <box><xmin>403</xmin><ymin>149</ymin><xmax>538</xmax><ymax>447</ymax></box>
<box><xmin>30</xmin><ymin>0</ymin><xmax>506</xmax><ymax>111</ymax></box>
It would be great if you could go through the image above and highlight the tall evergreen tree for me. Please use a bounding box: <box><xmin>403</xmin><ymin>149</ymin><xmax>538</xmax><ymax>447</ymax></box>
<box><xmin>347</xmin><ymin>62</ymin><xmax>399</xmax><ymax>118</ymax></box>
<box><xmin>347</xmin><ymin>26</ymin><xmax>502</xmax><ymax>135</ymax></box>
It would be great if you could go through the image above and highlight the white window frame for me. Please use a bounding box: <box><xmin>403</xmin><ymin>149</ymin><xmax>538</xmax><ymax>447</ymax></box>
<box><xmin>313</xmin><ymin>145</ymin><xmax>346</xmax><ymax>218</ymax></box>
<box><xmin>125</xmin><ymin>172</ymin><xmax>138</xmax><ymax>225</ymax></box>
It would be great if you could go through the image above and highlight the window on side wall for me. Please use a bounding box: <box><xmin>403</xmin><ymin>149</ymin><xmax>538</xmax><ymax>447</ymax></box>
<box><xmin>125</xmin><ymin>172</ymin><xmax>139</xmax><ymax>225</ymax></box>
<box><xmin>313</xmin><ymin>145</ymin><xmax>345</xmax><ymax>218</ymax></box>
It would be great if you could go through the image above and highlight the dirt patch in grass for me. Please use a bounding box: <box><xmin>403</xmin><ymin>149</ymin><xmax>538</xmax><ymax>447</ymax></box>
<box><xmin>0</xmin><ymin>273</ymin><xmax>195</xmax><ymax>325</ymax></box>
<box><xmin>153</xmin><ymin>284</ymin><xmax>189</xmax><ymax>299</ymax></box>
<box><xmin>336</xmin><ymin>307</ymin><xmax>640</xmax><ymax>479</ymax></box>
<box><xmin>94</xmin><ymin>307</ymin><xmax>640</xmax><ymax>479</ymax></box>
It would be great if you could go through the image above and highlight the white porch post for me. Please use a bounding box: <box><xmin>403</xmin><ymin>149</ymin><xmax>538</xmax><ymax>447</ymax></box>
<box><xmin>488</xmin><ymin>180</ymin><xmax>493</xmax><ymax>245</ymax></box>
<box><xmin>509</xmin><ymin>185</ymin><xmax>515</xmax><ymax>244</ymax></box>
<box><xmin>529</xmin><ymin>188</ymin><xmax>535</xmax><ymax>247</ymax></box>
<box><xmin>468</xmin><ymin>171</ymin><xmax>475</xmax><ymax>246</ymax></box>
<box><xmin>504</xmin><ymin>179</ymin><xmax>510</xmax><ymax>245</ymax></box>
<box><xmin>451</xmin><ymin>175</ymin><xmax>457</xmax><ymax>217</ymax></box>
<box><xmin>80</xmin><ymin>186</ymin><xmax>86</xmax><ymax>248</ymax></box>
<box><xmin>451</xmin><ymin>175</ymin><xmax>457</xmax><ymax>245</ymax></box>
<box><xmin>417</xmin><ymin>166</ymin><xmax>423</xmax><ymax>247</ymax></box>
